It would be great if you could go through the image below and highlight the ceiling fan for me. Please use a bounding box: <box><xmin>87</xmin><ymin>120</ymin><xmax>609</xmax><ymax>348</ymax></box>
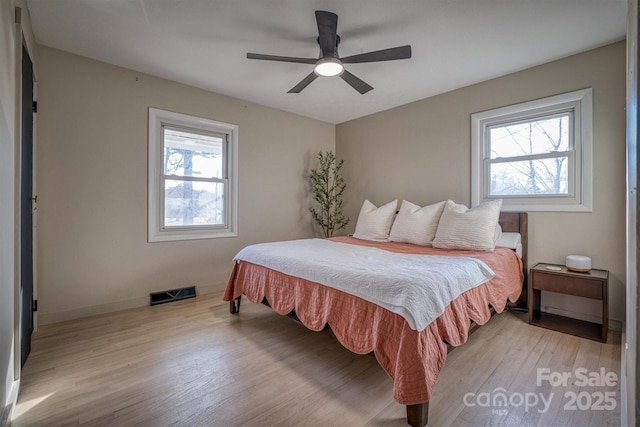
<box><xmin>246</xmin><ymin>10</ymin><xmax>412</xmax><ymax>94</ymax></box>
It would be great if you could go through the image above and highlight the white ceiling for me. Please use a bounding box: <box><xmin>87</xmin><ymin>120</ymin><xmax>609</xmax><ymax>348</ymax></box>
<box><xmin>26</xmin><ymin>0</ymin><xmax>627</xmax><ymax>124</ymax></box>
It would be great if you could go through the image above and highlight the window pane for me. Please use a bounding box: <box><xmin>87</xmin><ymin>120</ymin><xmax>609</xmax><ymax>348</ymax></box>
<box><xmin>489</xmin><ymin>113</ymin><xmax>571</xmax><ymax>159</ymax></box>
<box><xmin>490</xmin><ymin>157</ymin><xmax>569</xmax><ymax>196</ymax></box>
<box><xmin>163</xmin><ymin>128</ymin><xmax>224</xmax><ymax>179</ymax></box>
<box><xmin>164</xmin><ymin>179</ymin><xmax>225</xmax><ymax>227</ymax></box>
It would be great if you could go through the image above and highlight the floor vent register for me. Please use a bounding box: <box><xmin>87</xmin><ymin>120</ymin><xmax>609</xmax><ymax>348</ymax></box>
<box><xmin>149</xmin><ymin>286</ymin><xmax>196</xmax><ymax>306</ymax></box>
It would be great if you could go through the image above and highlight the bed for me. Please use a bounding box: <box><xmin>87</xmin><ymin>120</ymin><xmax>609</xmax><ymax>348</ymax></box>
<box><xmin>223</xmin><ymin>210</ymin><xmax>527</xmax><ymax>427</ymax></box>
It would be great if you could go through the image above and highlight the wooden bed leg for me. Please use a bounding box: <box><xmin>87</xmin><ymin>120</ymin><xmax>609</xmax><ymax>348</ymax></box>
<box><xmin>229</xmin><ymin>296</ymin><xmax>241</xmax><ymax>314</ymax></box>
<box><xmin>406</xmin><ymin>402</ymin><xmax>429</xmax><ymax>427</ymax></box>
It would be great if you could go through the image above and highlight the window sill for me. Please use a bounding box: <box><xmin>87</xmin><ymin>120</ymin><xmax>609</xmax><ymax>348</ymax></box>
<box><xmin>148</xmin><ymin>229</ymin><xmax>237</xmax><ymax>243</ymax></box>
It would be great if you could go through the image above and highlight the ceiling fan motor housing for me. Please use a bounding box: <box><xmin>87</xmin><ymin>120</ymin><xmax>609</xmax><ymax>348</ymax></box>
<box><xmin>317</xmin><ymin>34</ymin><xmax>341</xmax><ymax>56</ymax></box>
<box><xmin>246</xmin><ymin>10</ymin><xmax>411</xmax><ymax>94</ymax></box>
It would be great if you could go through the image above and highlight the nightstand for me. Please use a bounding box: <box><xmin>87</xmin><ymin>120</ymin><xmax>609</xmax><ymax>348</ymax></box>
<box><xmin>529</xmin><ymin>263</ymin><xmax>608</xmax><ymax>343</ymax></box>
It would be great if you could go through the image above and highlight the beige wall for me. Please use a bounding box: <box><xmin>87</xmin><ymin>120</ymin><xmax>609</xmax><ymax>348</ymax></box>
<box><xmin>337</xmin><ymin>41</ymin><xmax>626</xmax><ymax>324</ymax></box>
<box><xmin>32</xmin><ymin>40</ymin><xmax>629</xmax><ymax>326</ymax></box>
<box><xmin>36</xmin><ymin>47</ymin><xmax>334</xmax><ymax>324</ymax></box>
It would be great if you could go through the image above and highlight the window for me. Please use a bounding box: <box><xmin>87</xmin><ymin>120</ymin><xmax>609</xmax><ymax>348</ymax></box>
<box><xmin>148</xmin><ymin>108</ymin><xmax>238</xmax><ymax>242</ymax></box>
<box><xmin>471</xmin><ymin>88</ymin><xmax>592</xmax><ymax>212</ymax></box>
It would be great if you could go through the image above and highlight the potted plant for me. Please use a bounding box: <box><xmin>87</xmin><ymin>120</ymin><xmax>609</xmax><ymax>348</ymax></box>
<box><xmin>309</xmin><ymin>151</ymin><xmax>349</xmax><ymax>237</ymax></box>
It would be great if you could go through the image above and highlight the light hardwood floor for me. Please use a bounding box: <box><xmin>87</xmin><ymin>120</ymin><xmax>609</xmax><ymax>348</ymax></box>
<box><xmin>11</xmin><ymin>292</ymin><xmax>620</xmax><ymax>426</ymax></box>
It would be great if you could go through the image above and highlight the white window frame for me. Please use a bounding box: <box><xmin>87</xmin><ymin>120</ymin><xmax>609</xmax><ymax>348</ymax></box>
<box><xmin>148</xmin><ymin>108</ymin><xmax>238</xmax><ymax>242</ymax></box>
<box><xmin>471</xmin><ymin>88</ymin><xmax>593</xmax><ymax>212</ymax></box>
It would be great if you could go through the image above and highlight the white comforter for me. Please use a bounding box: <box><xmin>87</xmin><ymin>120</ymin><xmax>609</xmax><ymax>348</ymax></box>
<box><xmin>233</xmin><ymin>239</ymin><xmax>495</xmax><ymax>331</ymax></box>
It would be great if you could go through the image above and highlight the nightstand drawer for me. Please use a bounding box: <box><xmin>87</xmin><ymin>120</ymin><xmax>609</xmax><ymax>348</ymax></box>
<box><xmin>532</xmin><ymin>272</ymin><xmax>603</xmax><ymax>300</ymax></box>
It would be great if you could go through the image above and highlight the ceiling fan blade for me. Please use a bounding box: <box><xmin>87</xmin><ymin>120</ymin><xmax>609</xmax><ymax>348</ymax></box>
<box><xmin>315</xmin><ymin>10</ymin><xmax>338</xmax><ymax>58</ymax></box>
<box><xmin>288</xmin><ymin>72</ymin><xmax>318</xmax><ymax>93</ymax></box>
<box><xmin>342</xmin><ymin>45</ymin><xmax>412</xmax><ymax>64</ymax></box>
<box><xmin>340</xmin><ymin>70</ymin><xmax>373</xmax><ymax>94</ymax></box>
<box><xmin>247</xmin><ymin>53</ymin><xmax>317</xmax><ymax>64</ymax></box>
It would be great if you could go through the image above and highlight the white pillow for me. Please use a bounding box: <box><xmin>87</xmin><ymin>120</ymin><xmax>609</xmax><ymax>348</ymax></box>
<box><xmin>389</xmin><ymin>200</ymin><xmax>446</xmax><ymax>246</ymax></box>
<box><xmin>432</xmin><ymin>199</ymin><xmax>503</xmax><ymax>251</ymax></box>
<box><xmin>496</xmin><ymin>232</ymin><xmax>521</xmax><ymax>249</ymax></box>
<box><xmin>353</xmin><ymin>199</ymin><xmax>398</xmax><ymax>242</ymax></box>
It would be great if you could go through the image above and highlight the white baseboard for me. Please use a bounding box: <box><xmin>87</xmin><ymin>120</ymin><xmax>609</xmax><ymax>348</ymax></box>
<box><xmin>621</xmin><ymin>328</ymin><xmax>628</xmax><ymax>427</ymax></box>
<box><xmin>0</xmin><ymin>403</ymin><xmax>8</xmax><ymax>427</ymax></box>
<box><xmin>38</xmin><ymin>284</ymin><xmax>225</xmax><ymax>325</ymax></box>
<box><xmin>38</xmin><ymin>296</ymin><xmax>149</xmax><ymax>325</ymax></box>
<box><xmin>1</xmin><ymin>379</ymin><xmax>20</xmax><ymax>427</ymax></box>
<box><xmin>195</xmin><ymin>284</ymin><xmax>220</xmax><ymax>295</ymax></box>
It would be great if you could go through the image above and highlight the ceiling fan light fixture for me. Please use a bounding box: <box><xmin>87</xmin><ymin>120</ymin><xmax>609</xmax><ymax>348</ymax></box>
<box><xmin>246</xmin><ymin>11</ymin><xmax>411</xmax><ymax>93</ymax></box>
<box><xmin>314</xmin><ymin>57</ymin><xmax>344</xmax><ymax>77</ymax></box>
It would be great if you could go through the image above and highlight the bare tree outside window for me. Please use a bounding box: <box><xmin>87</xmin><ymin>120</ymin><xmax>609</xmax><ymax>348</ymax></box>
<box><xmin>148</xmin><ymin>108</ymin><xmax>238</xmax><ymax>242</ymax></box>
<box><xmin>162</xmin><ymin>128</ymin><xmax>226</xmax><ymax>227</ymax></box>
<box><xmin>471</xmin><ymin>88</ymin><xmax>591</xmax><ymax>212</ymax></box>
<box><xmin>488</xmin><ymin>113</ymin><xmax>571</xmax><ymax>197</ymax></box>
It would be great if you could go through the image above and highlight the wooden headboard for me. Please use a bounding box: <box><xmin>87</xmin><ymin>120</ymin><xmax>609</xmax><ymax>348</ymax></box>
<box><xmin>498</xmin><ymin>211</ymin><xmax>528</xmax><ymax>308</ymax></box>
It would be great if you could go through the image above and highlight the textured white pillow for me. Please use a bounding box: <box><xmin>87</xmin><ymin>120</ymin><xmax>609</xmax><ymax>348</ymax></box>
<box><xmin>432</xmin><ymin>199</ymin><xmax>503</xmax><ymax>251</ymax></box>
<box><xmin>352</xmin><ymin>199</ymin><xmax>398</xmax><ymax>242</ymax></box>
<box><xmin>389</xmin><ymin>200</ymin><xmax>446</xmax><ymax>246</ymax></box>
